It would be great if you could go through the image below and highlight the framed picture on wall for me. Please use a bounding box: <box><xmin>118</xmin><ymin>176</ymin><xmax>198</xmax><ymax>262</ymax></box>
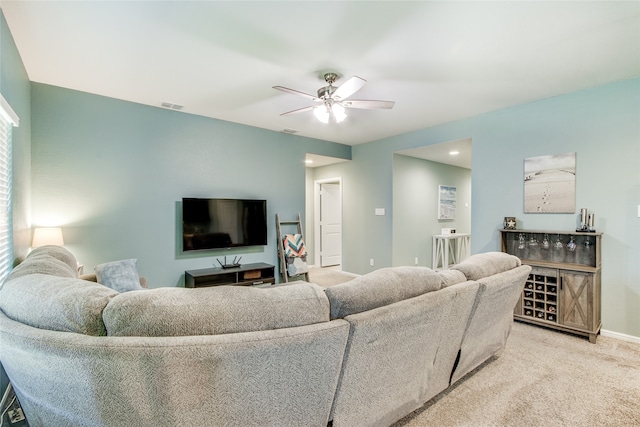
<box><xmin>438</xmin><ymin>185</ymin><xmax>457</xmax><ymax>219</ymax></box>
<box><xmin>524</xmin><ymin>152</ymin><xmax>576</xmax><ymax>213</ymax></box>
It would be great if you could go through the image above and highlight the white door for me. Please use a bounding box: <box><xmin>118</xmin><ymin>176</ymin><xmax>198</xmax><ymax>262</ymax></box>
<box><xmin>320</xmin><ymin>183</ymin><xmax>342</xmax><ymax>267</ymax></box>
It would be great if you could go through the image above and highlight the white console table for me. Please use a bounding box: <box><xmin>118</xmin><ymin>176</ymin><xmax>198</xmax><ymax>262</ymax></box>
<box><xmin>432</xmin><ymin>233</ymin><xmax>471</xmax><ymax>271</ymax></box>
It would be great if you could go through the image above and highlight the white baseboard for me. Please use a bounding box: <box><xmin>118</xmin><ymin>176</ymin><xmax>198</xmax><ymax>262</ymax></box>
<box><xmin>601</xmin><ymin>329</ymin><xmax>640</xmax><ymax>344</ymax></box>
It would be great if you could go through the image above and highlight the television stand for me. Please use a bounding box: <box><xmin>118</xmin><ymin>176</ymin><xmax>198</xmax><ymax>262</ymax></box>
<box><xmin>185</xmin><ymin>263</ymin><xmax>275</xmax><ymax>288</ymax></box>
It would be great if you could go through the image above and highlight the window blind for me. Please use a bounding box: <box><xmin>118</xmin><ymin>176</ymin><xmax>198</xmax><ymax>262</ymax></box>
<box><xmin>0</xmin><ymin>94</ymin><xmax>18</xmax><ymax>285</ymax></box>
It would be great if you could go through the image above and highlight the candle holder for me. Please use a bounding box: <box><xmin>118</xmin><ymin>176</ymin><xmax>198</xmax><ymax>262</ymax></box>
<box><xmin>577</xmin><ymin>208</ymin><xmax>596</xmax><ymax>232</ymax></box>
<box><xmin>577</xmin><ymin>208</ymin><xmax>589</xmax><ymax>232</ymax></box>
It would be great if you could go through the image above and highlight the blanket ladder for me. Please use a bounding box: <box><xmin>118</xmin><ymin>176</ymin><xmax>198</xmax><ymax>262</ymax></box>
<box><xmin>276</xmin><ymin>213</ymin><xmax>309</xmax><ymax>283</ymax></box>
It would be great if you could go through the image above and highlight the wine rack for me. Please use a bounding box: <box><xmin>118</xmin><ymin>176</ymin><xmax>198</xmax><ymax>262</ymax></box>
<box><xmin>501</xmin><ymin>229</ymin><xmax>602</xmax><ymax>343</ymax></box>
<box><xmin>522</xmin><ymin>271</ymin><xmax>558</xmax><ymax>323</ymax></box>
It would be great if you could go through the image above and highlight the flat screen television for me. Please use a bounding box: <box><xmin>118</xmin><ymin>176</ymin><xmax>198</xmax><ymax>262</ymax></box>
<box><xmin>182</xmin><ymin>198</ymin><xmax>267</xmax><ymax>251</ymax></box>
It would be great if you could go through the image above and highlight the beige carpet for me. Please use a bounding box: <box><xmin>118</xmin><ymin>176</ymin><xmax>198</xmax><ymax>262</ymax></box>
<box><xmin>392</xmin><ymin>322</ymin><xmax>640</xmax><ymax>427</ymax></box>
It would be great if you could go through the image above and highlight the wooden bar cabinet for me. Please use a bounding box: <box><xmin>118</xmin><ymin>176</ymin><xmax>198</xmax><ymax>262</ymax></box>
<box><xmin>500</xmin><ymin>229</ymin><xmax>602</xmax><ymax>343</ymax></box>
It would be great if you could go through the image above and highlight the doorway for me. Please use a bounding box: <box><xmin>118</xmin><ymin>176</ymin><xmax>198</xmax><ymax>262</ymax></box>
<box><xmin>393</xmin><ymin>138</ymin><xmax>472</xmax><ymax>268</ymax></box>
<box><xmin>314</xmin><ymin>177</ymin><xmax>342</xmax><ymax>268</ymax></box>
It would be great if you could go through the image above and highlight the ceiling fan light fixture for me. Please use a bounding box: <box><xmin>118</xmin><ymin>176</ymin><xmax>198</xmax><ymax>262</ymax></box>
<box><xmin>274</xmin><ymin>73</ymin><xmax>393</xmax><ymax>123</ymax></box>
<box><xmin>332</xmin><ymin>103</ymin><xmax>346</xmax><ymax>123</ymax></box>
<box><xmin>314</xmin><ymin>105</ymin><xmax>330</xmax><ymax>123</ymax></box>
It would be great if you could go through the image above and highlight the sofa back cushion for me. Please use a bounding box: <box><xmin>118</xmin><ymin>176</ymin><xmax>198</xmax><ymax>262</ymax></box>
<box><xmin>451</xmin><ymin>264</ymin><xmax>531</xmax><ymax>384</ymax></box>
<box><xmin>325</xmin><ymin>266</ymin><xmax>448</xmax><ymax>319</ymax></box>
<box><xmin>451</xmin><ymin>252</ymin><xmax>521</xmax><ymax>281</ymax></box>
<box><xmin>5</xmin><ymin>245</ymin><xmax>78</xmax><ymax>282</ymax></box>
<box><xmin>103</xmin><ymin>282</ymin><xmax>330</xmax><ymax>337</ymax></box>
<box><xmin>438</xmin><ymin>269</ymin><xmax>467</xmax><ymax>287</ymax></box>
<box><xmin>0</xmin><ymin>274</ymin><xmax>117</xmax><ymax>336</ymax></box>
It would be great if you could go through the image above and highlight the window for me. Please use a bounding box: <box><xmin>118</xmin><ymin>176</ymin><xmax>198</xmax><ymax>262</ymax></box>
<box><xmin>0</xmin><ymin>95</ymin><xmax>19</xmax><ymax>284</ymax></box>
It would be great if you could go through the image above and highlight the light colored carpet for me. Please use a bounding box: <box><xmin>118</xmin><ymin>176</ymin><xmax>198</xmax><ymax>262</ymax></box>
<box><xmin>392</xmin><ymin>322</ymin><xmax>640</xmax><ymax>427</ymax></box>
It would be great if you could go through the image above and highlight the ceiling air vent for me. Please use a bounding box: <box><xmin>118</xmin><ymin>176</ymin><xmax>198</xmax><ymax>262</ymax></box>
<box><xmin>161</xmin><ymin>102</ymin><xmax>184</xmax><ymax>110</ymax></box>
<box><xmin>281</xmin><ymin>128</ymin><xmax>298</xmax><ymax>134</ymax></box>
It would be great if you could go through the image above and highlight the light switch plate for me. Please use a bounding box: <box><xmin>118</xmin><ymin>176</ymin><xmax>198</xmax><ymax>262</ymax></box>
<box><xmin>375</xmin><ymin>208</ymin><xmax>385</xmax><ymax>216</ymax></box>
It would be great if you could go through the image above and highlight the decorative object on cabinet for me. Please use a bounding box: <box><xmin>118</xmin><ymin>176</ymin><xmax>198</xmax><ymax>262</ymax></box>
<box><xmin>503</xmin><ymin>217</ymin><xmax>517</xmax><ymax>229</ymax></box>
<box><xmin>524</xmin><ymin>152</ymin><xmax>576</xmax><ymax>214</ymax></box>
<box><xmin>500</xmin><ymin>229</ymin><xmax>601</xmax><ymax>343</ymax></box>
<box><xmin>577</xmin><ymin>207</ymin><xmax>597</xmax><ymax>232</ymax></box>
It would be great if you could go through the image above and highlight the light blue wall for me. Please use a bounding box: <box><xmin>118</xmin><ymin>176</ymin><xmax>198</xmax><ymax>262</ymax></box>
<box><xmin>468</xmin><ymin>80</ymin><xmax>639</xmax><ymax>337</ymax></box>
<box><xmin>30</xmin><ymin>83</ymin><xmax>350</xmax><ymax>286</ymax></box>
<box><xmin>392</xmin><ymin>155</ymin><xmax>471</xmax><ymax>267</ymax></box>
<box><xmin>318</xmin><ymin>78</ymin><xmax>639</xmax><ymax>337</ymax></box>
<box><xmin>312</xmin><ymin>144</ymin><xmax>396</xmax><ymax>274</ymax></box>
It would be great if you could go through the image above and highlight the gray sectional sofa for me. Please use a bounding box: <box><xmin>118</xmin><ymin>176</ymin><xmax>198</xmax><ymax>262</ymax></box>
<box><xmin>0</xmin><ymin>246</ymin><xmax>530</xmax><ymax>427</ymax></box>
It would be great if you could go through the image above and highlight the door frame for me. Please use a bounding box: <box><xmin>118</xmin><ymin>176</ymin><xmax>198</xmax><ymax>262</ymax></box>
<box><xmin>313</xmin><ymin>177</ymin><xmax>342</xmax><ymax>267</ymax></box>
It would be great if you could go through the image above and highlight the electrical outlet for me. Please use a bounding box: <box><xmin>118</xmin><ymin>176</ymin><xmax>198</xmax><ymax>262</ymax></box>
<box><xmin>369</xmin><ymin>259</ymin><xmax>374</xmax><ymax>266</ymax></box>
<box><xmin>415</xmin><ymin>257</ymin><xmax>419</xmax><ymax>265</ymax></box>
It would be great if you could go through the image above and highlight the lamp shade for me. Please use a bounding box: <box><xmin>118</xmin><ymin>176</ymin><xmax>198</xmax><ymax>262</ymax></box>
<box><xmin>32</xmin><ymin>227</ymin><xmax>64</xmax><ymax>247</ymax></box>
<box><xmin>313</xmin><ymin>105</ymin><xmax>330</xmax><ymax>123</ymax></box>
<box><xmin>332</xmin><ymin>103</ymin><xmax>346</xmax><ymax>122</ymax></box>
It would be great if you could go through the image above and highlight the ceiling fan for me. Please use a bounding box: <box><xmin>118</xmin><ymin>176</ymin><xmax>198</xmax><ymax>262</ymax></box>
<box><xmin>273</xmin><ymin>72</ymin><xmax>395</xmax><ymax>123</ymax></box>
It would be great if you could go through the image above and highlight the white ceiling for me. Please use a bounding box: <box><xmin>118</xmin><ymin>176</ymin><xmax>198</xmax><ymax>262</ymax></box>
<box><xmin>397</xmin><ymin>138</ymin><xmax>472</xmax><ymax>170</ymax></box>
<box><xmin>2</xmin><ymin>1</ymin><xmax>639</xmax><ymax>156</ymax></box>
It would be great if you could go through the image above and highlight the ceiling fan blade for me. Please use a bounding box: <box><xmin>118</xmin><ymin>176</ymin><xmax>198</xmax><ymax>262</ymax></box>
<box><xmin>280</xmin><ymin>105</ymin><xmax>315</xmax><ymax>116</ymax></box>
<box><xmin>341</xmin><ymin>99</ymin><xmax>395</xmax><ymax>110</ymax></box>
<box><xmin>332</xmin><ymin>76</ymin><xmax>366</xmax><ymax>101</ymax></box>
<box><xmin>273</xmin><ymin>86</ymin><xmax>319</xmax><ymax>102</ymax></box>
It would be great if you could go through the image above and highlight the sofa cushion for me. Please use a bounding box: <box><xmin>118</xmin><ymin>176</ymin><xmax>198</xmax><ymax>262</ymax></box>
<box><xmin>451</xmin><ymin>252</ymin><xmax>521</xmax><ymax>281</ymax></box>
<box><xmin>30</xmin><ymin>245</ymin><xmax>78</xmax><ymax>272</ymax></box>
<box><xmin>438</xmin><ymin>269</ymin><xmax>467</xmax><ymax>287</ymax></box>
<box><xmin>103</xmin><ymin>282</ymin><xmax>330</xmax><ymax>337</ymax></box>
<box><xmin>4</xmin><ymin>246</ymin><xmax>78</xmax><ymax>282</ymax></box>
<box><xmin>324</xmin><ymin>266</ymin><xmax>443</xmax><ymax>319</ymax></box>
<box><xmin>95</xmin><ymin>259</ymin><xmax>143</xmax><ymax>293</ymax></box>
<box><xmin>451</xmin><ymin>265</ymin><xmax>531</xmax><ymax>384</ymax></box>
<box><xmin>0</xmin><ymin>274</ymin><xmax>118</xmax><ymax>336</ymax></box>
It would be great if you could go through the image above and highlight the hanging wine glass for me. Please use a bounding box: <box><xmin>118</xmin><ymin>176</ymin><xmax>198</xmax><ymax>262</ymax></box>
<box><xmin>567</xmin><ymin>236</ymin><xmax>577</xmax><ymax>252</ymax></box>
<box><xmin>584</xmin><ymin>236</ymin><xmax>592</xmax><ymax>249</ymax></box>
<box><xmin>554</xmin><ymin>234</ymin><xmax>564</xmax><ymax>249</ymax></box>
<box><xmin>542</xmin><ymin>233</ymin><xmax>550</xmax><ymax>249</ymax></box>
<box><xmin>518</xmin><ymin>233</ymin><xmax>526</xmax><ymax>250</ymax></box>
<box><xmin>529</xmin><ymin>234</ymin><xmax>538</xmax><ymax>247</ymax></box>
